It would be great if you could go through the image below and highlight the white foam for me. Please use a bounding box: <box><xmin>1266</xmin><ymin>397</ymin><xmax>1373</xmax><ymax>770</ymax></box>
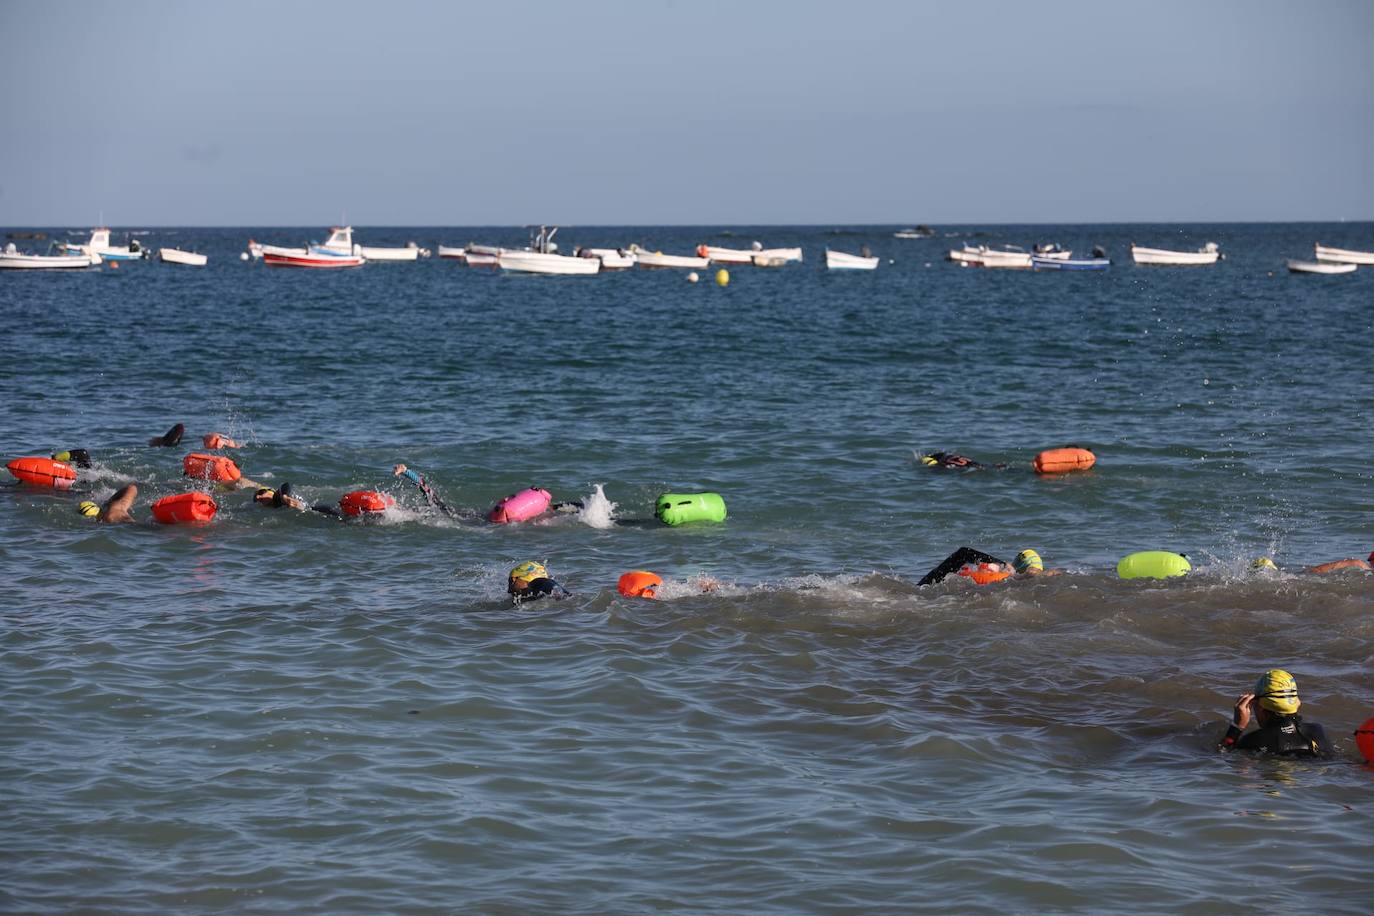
<box><xmin>576</xmin><ymin>484</ymin><xmax>617</xmax><ymax>529</ymax></box>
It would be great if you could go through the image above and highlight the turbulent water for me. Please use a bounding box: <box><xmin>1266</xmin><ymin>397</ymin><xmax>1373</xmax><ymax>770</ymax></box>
<box><xmin>2</xmin><ymin>223</ymin><xmax>1372</xmax><ymax>913</ymax></box>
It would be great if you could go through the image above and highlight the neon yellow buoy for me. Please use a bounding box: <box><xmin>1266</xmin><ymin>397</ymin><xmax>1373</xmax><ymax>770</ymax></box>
<box><xmin>715</xmin><ymin>268</ymin><xmax>730</xmax><ymax>287</ymax></box>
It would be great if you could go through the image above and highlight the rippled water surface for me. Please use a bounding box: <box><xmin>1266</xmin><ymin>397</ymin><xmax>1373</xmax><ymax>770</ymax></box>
<box><xmin>2</xmin><ymin>224</ymin><xmax>1372</xmax><ymax>913</ymax></box>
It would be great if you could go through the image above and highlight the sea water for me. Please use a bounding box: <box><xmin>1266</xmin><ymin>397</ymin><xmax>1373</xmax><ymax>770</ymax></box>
<box><xmin>1</xmin><ymin>223</ymin><xmax>1371</xmax><ymax>913</ymax></box>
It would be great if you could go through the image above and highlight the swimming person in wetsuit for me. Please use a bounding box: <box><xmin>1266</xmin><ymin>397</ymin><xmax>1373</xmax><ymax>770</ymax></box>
<box><xmin>508</xmin><ymin>561</ymin><xmax>570</xmax><ymax>605</ymax></box>
<box><xmin>1219</xmin><ymin>669</ymin><xmax>1334</xmax><ymax>757</ymax></box>
<box><xmin>148</xmin><ymin>423</ymin><xmax>185</xmax><ymax>447</ymax></box>
<box><xmin>918</xmin><ymin>547</ymin><xmax>1060</xmax><ymax>586</ymax></box>
<box><xmin>393</xmin><ymin>463</ymin><xmax>459</xmax><ymax>517</ymax></box>
<box><xmin>77</xmin><ymin>484</ymin><xmax>139</xmax><ymax>524</ymax></box>
<box><xmin>52</xmin><ymin>449</ymin><xmax>92</xmax><ymax>469</ymax></box>
<box><xmin>917</xmin><ymin>452</ymin><xmax>1008</xmax><ymax>470</ymax></box>
<box><xmin>253</xmin><ymin>483</ymin><xmax>344</xmax><ymax>517</ymax></box>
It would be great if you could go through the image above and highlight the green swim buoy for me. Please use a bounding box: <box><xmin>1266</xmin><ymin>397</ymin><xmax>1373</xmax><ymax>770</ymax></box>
<box><xmin>655</xmin><ymin>492</ymin><xmax>727</xmax><ymax>526</ymax></box>
<box><xmin>1117</xmin><ymin>551</ymin><xmax>1191</xmax><ymax>580</ymax></box>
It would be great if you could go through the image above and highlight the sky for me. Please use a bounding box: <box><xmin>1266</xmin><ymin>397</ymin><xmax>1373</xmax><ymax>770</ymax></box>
<box><xmin>1</xmin><ymin>0</ymin><xmax>1371</xmax><ymax>225</ymax></box>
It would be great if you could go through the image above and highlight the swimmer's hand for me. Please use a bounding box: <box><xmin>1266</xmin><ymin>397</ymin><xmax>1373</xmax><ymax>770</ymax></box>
<box><xmin>1232</xmin><ymin>693</ymin><xmax>1255</xmax><ymax>731</ymax></box>
<box><xmin>393</xmin><ymin>464</ymin><xmax>408</xmax><ymax>476</ymax></box>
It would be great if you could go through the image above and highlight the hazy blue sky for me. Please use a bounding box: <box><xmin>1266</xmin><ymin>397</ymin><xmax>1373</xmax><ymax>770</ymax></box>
<box><xmin>2</xmin><ymin>0</ymin><xmax>1370</xmax><ymax>225</ymax></box>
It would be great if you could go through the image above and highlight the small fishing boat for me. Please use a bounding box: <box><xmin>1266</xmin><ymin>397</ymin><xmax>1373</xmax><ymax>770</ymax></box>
<box><xmin>463</xmin><ymin>244</ymin><xmax>500</xmax><ymax>267</ymax></box>
<box><xmin>498</xmin><ymin>227</ymin><xmax>599</xmax><ymax>275</ymax></box>
<box><xmin>632</xmin><ymin>245</ymin><xmax>710</xmax><ymax>270</ymax></box>
<box><xmin>1313</xmin><ymin>243</ymin><xmax>1374</xmax><ymax>265</ymax></box>
<box><xmin>1130</xmin><ymin>242</ymin><xmax>1221</xmax><ymax>265</ymax></box>
<box><xmin>1033</xmin><ymin>243</ymin><xmax>1072</xmax><ymax>260</ymax></box>
<box><xmin>583</xmin><ymin>248</ymin><xmax>636</xmax><ymax>270</ymax></box>
<box><xmin>1287</xmin><ymin>259</ymin><xmax>1356</xmax><ymax>275</ymax></box>
<box><xmin>360</xmin><ymin>242</ymin><xmax>428</xmax><ymax>262</ymax></box>
<box><xmin>263</xmin><ymin>248</ymin><xmax>363</xmax><ymax>268</ymax></box>
<box><xmin>825</xmin><ymin>248</ymin><xmax>879</xmax><ymax>270</ymax></box>
<box><xmin>64</xmin><ymin>228</ymin><xmax>144</xmax><ymax>261</ymax></box>
<box><xmin>0</xmin><ymin>241</ymin><xmax>100</xmax><ymax>269</ymax></box>
<box><xmin>437</xmin><ymin>245</ymin><xmax>467</xmax><ymax>260</ymax></box>
<box><xmin>158</xmin><ymin>247</ymin><xmax>208</xmax><ymax>267</ymax></box>
<box><xmin>1032</xmin><ymin>256</ymin><xmax>1109</xmax><ymax>271</ymax></box>
<box><xmin>948</xmin><ymin>245</ymin><xmax>985</xmax><ymax>265</ymax></box>
<box><xmin>978</xmin><ymin>246</ymin><xmax>1033</xmax><ymax>269</ymax></box>
<box><xmin>893</xmin><ymin>226</ymin><xmax>934</xmax><ymax>239</ymax></box>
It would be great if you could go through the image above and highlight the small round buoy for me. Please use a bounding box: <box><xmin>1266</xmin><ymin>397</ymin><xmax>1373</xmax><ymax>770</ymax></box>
<box><xmin>1357</xmin><ymin>716</ymin><xmax>1374</xmax><ymax>763</ymax></box>
<box><xmin>687</xmin><ymin>271</ymin><xmax>699</xmax><ymax>283</ymax></box>
<box><xmin>240</xmin><ymin>252</ymin><xmax>249</xmax><ymax>261</ymax></box>
<box><xmin>715</xmin><ymin>269</ymin><xmax>730</xmax><ymax>287</ymax></box>
<box><xmin>110</xmin><ymin>261</ymin><xmax>119</xmax><ymax>270</ymax></box>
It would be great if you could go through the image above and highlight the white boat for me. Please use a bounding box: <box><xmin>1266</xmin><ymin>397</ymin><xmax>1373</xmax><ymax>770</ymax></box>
<box><xmin>825</xmin><ymin>248</ymin><xmax>879</xmax><ymax>270</ymax></box>
<box><xmin>1130</xmin><ymin>242</ymin><xmax>1221</xmax><ymax>265</ymax></box>
<box><xmin>948</xmin><ymin>245</ymin><xmax>985</xmax><ymax>265</ymax></box>
<box><xmin>1313</xmin><ymin>243</ymin><xmax>1374</xmax><ymax>265</ymax></box>
<box><xmin>978</xmin><ymin>246</ymin><xmax>1033</xmax><ymax>269</ymax></box>
<box><xmin>263</xmin><ymin>248</ymin><xmax>363</xmax><ymax>268</ymax></box>
<box><xmin>1033</xmin><ymin>243</ymin><xmax>1072</xmax><ymax>260</ymax></box>
<box><xmin>360</xmin><ymin>242</ymin><xmax>426</xmax><ymax>262</ymax></box>
<box><xmin>893</xmin><ymin>226</ymin><xmax>934</xmax><ymax>239</ymax></box>
<box><xmin>65</xmin><ymin>227</ymin><xmax>143</xmax><ymax>261</ymax></box>
<box><xmin>247</xmin><ymin>238</ymin><xmax>308</xmax><ymax>260</ymax></box>
<box><xmin>310</xmin><ymin>226</ymin><xmax>361</xmax><ymax>257</ymax></box>
<box><xmin>584</xmin><ymin>248</ymin><xmax>636</xmax><ymax>270</ymax></box>
<box><xmin>0</xmin><ymin>241</ymin><xmax>100</xmax><ymax>269</ymax></box>
<box><xmin>498</xmin><ymin>227</ymin><xmax>600</xmax><ymax>275</ymax></box>
<box><xmin>1287</xmin><ymin>259</ymin><xmax>1356</xmax><ymax>275</ymax></box>
<box><xmin>437</xmin><ymin>245</ymin><xmax>466</xmax><ymax>260</ymax></box>
<box><xmin>701</xmin><ymin>243</ymin><xmax>802</xmax><ymax>265</ymax></box>
<box><xmin>158</xmin><ymin>247</ymin><xmax>208</xmax><ymax>267</ymax></box>
<box><xmin>632</xmin><ymin>245</ymin><xmax>710</xmax><ymax>270</ymax></box>
<box><xmin>461</xmin><ymin>245</ymin><xmax>501</xmax><ymax>267</ymax></box>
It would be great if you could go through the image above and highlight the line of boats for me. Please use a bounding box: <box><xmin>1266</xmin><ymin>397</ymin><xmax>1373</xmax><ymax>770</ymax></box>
<box><xmin>3</xmin><ymin>226</ymin><xmax>1371</xmax><ymax>276</ymax></box>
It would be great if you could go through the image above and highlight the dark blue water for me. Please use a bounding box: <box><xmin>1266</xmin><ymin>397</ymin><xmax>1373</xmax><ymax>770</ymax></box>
<box><xmin>2</xmin><ymin>223</ymin><xmax>1372</xmax><ymax>913</ymax></box>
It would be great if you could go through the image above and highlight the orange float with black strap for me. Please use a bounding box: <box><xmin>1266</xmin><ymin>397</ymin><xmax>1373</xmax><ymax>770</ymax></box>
<box><xmin>183</xmin><ymin>452</ymin><xmax>242</xmax><ymax>483</ymax></box>
<box><xmin>1033</xmin><ymin>447</ymin><xmax>1096</xmax><ymax>475</ymax></box>
<box><xmin>7</xmin><ymin>456</ymin><xmax>78</xmax><ymax>489</ymax></box>
<box><xmin>339</xmin><ymin>490</ymin><xmax>395</xmax><ymax>517</ymax></box>
<box><xmin>151</xmin><ymin>491</ymin><xmax>218</xmax><ymax>524</ymax></box>
<box><xmin>957</xmin><ymin>562</ymin><xmax>1014</xmax><ymax>585</ymax></box>
<box><xmin>618</xmin><ymin>570</ymin><xmax>663</xmax><ymax>599</ymax></box>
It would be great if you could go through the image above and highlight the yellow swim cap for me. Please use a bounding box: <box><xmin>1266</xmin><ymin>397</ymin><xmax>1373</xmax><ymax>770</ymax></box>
<box><xmin>1013</xmin><ymin>549</ymin><xmax>1043</xmax><ymax>573</ymax></box>
<box><xmin>77</xmin><ymin>501</ymin><xmax>100</xmax><ymax>518</ymax></box>
<box><xmin>919</xmin><ymin>454</ymin><xmax>938</xmax><ymax>467</ymax></box>
<box><xmin>1251</xmin><ymin>557</ymin><xmax>1277</xmax><ymax>570</ymax></box>
<box><xmin>509</xmin><ymin>561</ymin><xmax>547</xmax><ymax>584</ymax></box>
<box><xmin>1254</xmin><ymin>669</ymin><xmax>1300</xmax><ymax>715</ymax></box>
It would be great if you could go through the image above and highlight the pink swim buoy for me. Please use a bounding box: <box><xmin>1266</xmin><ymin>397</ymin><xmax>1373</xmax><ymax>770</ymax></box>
<box><xmin>487</xmin><ymin>487</ymin><xmax>552</xmax><ymax>524</ymax></box>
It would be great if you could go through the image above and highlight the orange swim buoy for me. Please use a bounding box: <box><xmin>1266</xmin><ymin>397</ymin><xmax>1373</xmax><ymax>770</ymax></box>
<box><xmin>339</xmin><ymin>490</ymin><xmax>395</xmax><ymax>517</ymax></box>
<box><xmin>1356</xmin><ymin>716</ymin><xmax>1374</xmax><ymax>764</ymax></box>
<box><xmin>183</xmin><ymin>452</ymin><xmax>242</xmax><ymax>483</ymax></box>
<box><xmin>7</xmin><ymin>456</ymin><xmax>78</xmax><ymax>489</ymax></box>
<box><xmin>202</xmin><ymin>432</ymin><xmax>242</xmax><ymax>449</ymax></box>
<box><xmin>150</xmin><ymin>491</ymin><xmax>218</xmax><ymax>524</ymax></box>
<box><xmin>957</xmin><ymin>562</ymin><xmax>1014</xmax><ymax>585</ymax></box>
<box><xmin>617</xmin><ymin>570</ymin><xmax>663</xmax><ymax>599</ymax></box>
<box><xmin>1033</xmin><ymin>447</ymin><xmax>1096</xmax><ymax>475</ymax></box>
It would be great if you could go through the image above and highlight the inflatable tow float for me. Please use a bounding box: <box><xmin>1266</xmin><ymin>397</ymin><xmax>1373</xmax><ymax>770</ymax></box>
<box><xmin>618</xmin><ymin>570</ymin><xmax>663</xmax><ymax>598</ymax></box>
<box><xmin>1117</xmin><ymin>551</ymin><xmax>1191</xmax><ymax>580</ymax></box>
<box><xmin>488</xmin><ymin>487</ymin><xmax>552</xmax><ymax>524</ymax></box>
<box><xmin>183</xmin><ymin>453</ymin><xmax>242</xmax><ymax>483</ymax></box>
<box><xmin>151</xmin><ymin>492</ymin><xmax>218</xmax><ymax>524</ymax></box>
<box><xmin>339</xmin><ymin>490</ymin><xmax>395</xmax><ymax>518</ymax></box>
<box><xmin>655</xmin><ymin>492</ymin><xmax>727</xmax><ymax>526</ymax></box>
<box><xmin>957</xmin><ymin>562</ymin><xmax>1014</xmax><ymax>585</ymax></box>
<box><xmin>1033</xmin><ymin>447</ymin><xmax>1096</xmax><ymax>475</ymax></box>
<box><xmin>7</xmin><ymin>456</ymin><xmax>78</xmax><ymax>489</ymax></box>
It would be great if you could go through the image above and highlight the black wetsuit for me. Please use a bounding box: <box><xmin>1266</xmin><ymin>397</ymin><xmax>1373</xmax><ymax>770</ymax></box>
<box><xmin>1221</xmin><ymin>715</ymin><xmax>1334</xmax><ymax>757</ymax></box>
<box><xmin>510</xmin><ymin>578</ymin><xmax>570</xmax><ymax>606</ymax></box>
<box><xmin>919</xmin><ymin>547</ymin><xmax>1006</xmax><ymax>587</ymax></box>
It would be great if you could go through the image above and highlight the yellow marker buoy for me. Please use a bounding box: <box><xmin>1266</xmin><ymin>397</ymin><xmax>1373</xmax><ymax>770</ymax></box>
<box><xmin>715</xmin><ymin>268</ymin><xmax>729</xmax><ymax>287</ymax></box>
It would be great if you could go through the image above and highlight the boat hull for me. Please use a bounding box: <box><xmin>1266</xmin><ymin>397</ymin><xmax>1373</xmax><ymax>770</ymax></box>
<box><xmin>636</xmin><ymin>252</ymin><xmax>710</xmax><ymax>270</ymax></box>
<box><xmin>497</xmin><ymin>250</ymin><xmax>600</xmax><ymax>275</ymax></box>
<box><xmin>437</xmin><ymin>246</ymin><xmax>466</xmax><ymax>259</ymax></box>
<box><xmin>263</xmin><ymin>252</ymin><xmax>363</xmax><ymax>268</ymax></box>
<box><xmin>1314</xmin><ymin>244</ymin><xmax>1374</xmax><ymax>265</ymax></box>
<box><xmin>0</xmin><ymin>252</ymin><xmax>98</xmax><ymax>269</ymax></box>
<box><xmin>1130</xmin><ymin>245</ymin><xmax>1219</xmax><ymax>265</ymax></box>
<box><xmin>825</xmin><ymin>250</ymin><xmax>879</xmax><ymax>270</ymax></box>
<box><xmin>1288</xmin><ymin>259</ymin><xmax>1356</xmax><ymax>274</ymax></box>
<box><xmin>360</xmin><ymin>246</ymin><xmax>420</xmax><ymax>262</ymax></box>
<box><xmin>158</xmin><ymin>248</ymin><xmax>207</xmax><ymax>266</ymax></box>
<box><xmin>1032</xmin><ymin>256</ymin><xmax>1109</xmax><ymax>271</ymax></box>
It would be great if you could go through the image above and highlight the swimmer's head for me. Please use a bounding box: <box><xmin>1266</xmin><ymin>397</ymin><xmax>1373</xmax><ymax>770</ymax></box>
<box><xmin>509</xmin><ymin>561</ymin><xmax>547</xmax><ymax>589</ymax></box>
<box><xmin>1013</xmin><ymin>549</ymin><xmax>1043</xmax><ymax>573</ymax></box>
<box><xmin>1254</xmin><ymin>669</ymin><xmax>1300</xmax><ymax>715</ymax></box>
<box><xmin>1251</xmin><ymin>557</ymin><xmax>1277</xmax><ymax>571</ymax></box>
<box><xmin>253</xmin><ymin>487</ymin><xmax>277</xmax><ymax>504</ymax></box>
<box><xmin>77</xmin><ymin>500</ymin><xmax>100</xmax><ymax>518</ymax></box>
<box><xmin>918</xmin><ymin>454</ymin><xmax>938</xmax><ymax>467</ymax></box>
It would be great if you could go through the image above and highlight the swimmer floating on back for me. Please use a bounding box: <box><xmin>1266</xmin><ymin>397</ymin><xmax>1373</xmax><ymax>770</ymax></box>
<box><xmin>1219</xmin><ymin>669</ymin><xmax>1333</xmax><ymax>757</ymax></box>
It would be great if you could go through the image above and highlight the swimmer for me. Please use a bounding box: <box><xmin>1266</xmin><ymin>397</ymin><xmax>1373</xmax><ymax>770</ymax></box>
<box><xmin>918</xmin><ymin>546</ymin><xmax>1060</xmax><ymax>586</ymax></box>
<box><xmin>148</xmin><ymin>423</ymin><xmax>185</xmax><ymax>447</ymax></box>
<box><xmin>253</xmin><ymin>483</ymin><xmax>343</xmax><ymax>517</ymax></box>
<box><xmin>1306</xmin><ymin>552</ymin><xmax>1373</xmax><ymax>574</ymax></box>
<box><xmin>917</xmin><ymin>451</ymin><xmax>1009</xmax><ymax>471</ymax></box>
<box><xmin>617</xmin><ymin>570</ymin><xmax>721</xmax><ymax>599</ymax></box>
<box><xmin>203</xmin><ymin>432</ymin><xmax>243</xmax><ymax>449</ymax></box>
<box><xmin>508</xmin><ymin>561</ymin><xmax>570</xmax><ymax>606</ymax></box>
<box><xmin>77</xmin><ymin>483</ymin><xmax>138</xmax><ymax>524</ymax></box>
<box><xmin>1219</xmin><ymin>669</ymin><xmax>1333</xmax><ymax>757</ymax></box>
<box><xmin>392</xmin><ymin>463</ymin><xmax>461</xmax><ymax>517</ymax></box>
<box><xmin>52</xmin><ymin>449</ymin><xmax>92</xmax><ymax>469</ymax></box>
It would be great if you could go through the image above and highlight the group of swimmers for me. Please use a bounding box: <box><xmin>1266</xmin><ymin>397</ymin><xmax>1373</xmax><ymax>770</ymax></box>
<box><xmin>17</xmin><ymin>426</ymin><xmax>1374</xmax><ymax>760</ymax></box>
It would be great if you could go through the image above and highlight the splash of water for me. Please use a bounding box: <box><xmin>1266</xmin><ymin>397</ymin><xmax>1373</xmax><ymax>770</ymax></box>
<box><xmin>577</xmin><ymin>484</ymin><xmax>617</xmax><ymax>529</ymax></box>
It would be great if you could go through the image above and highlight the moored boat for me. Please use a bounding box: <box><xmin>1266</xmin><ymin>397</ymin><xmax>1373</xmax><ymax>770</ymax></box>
<box><xmin>437</xmin><ymin>245</ymin><xmax>467</xmax><ymax>260</ymax></box>
<box><xmin>1130</xmin><ymin>242</ymin><xmax>1221</xmax><ymax>265</ymax></box>
<box><xmin>893</xmin><ymin>226</ymin><xmax>934</xmax><ymax>239</ymax></box>
<box><xmin>948</xmin><ymin>245</ymin><xmax>984</xmax><ymax>266</ymax></box>
<box><xmin>701</xmin><ymin>243</ymin><xmax>802</xmax><ymax>265</ymax></box>
<box><xmin>633</xmin><ymin>245</ymin><xmax>709</xmax><ymax>270</ymax></box>
<box><xmin>263</xmin><ymin>249</ymin><xmax>363</xmax><ymax>268</ymax></box>
<box><xmin>825</xmin><ymin>248</ymin><xmax>879</xmax><ymax>270</ymax></box>
<box><xmin>158</xmin><ymin>247</ymin><xmax>208</xmax><ymax>267</ymax></box>
<box><xmin>1033</xmin><ymin>243</ymin><xmax>1072</xmax><ymax>260</ymax></box>
<box><xmin>360</xmin><ymin>242</ymin><xmax>427</xmax><ymax>262</ymax></box>
<box><xmin>978</xmin><ymin>246</ymin><xmax>1033</xmax><ymax>269</ymax></box>
<box><xmin>1287</xmin><ymin>259</ymin><xmax>1356</xmax><ymax>275</ymax></box>
<box><xmin>498</xmin><ymin>227</ymin><xmax>599</xmax><ymax>275</ymax></box>
<box><xmin>583</xmin><ymin>248</ymin><xmax>636</xmax><ymax>270</ymax></box>
<box><xmin>1313</xmin><ymin>243</ymin><xmax>1374</xmax><ymax>265</ymax></box>
<box><xmin>64</xmin><ymin>227</ymin><xmax>143</xmax><ymax>261</ymax></box>
<box><xmin>1032</xmin><ymin>256</ymin><xmax>1109</xmax><ymax>271</ymax></box>
<box><xmin>0</xmin><ymin>241</ymin><xmax>100</xmax><ymax>269</ymax></box>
